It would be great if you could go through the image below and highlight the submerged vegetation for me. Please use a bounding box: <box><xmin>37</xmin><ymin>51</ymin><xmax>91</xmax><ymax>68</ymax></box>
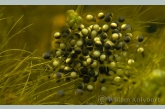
<box><xmin>0</xmin><ymin>5</ymin><xmax>165</xmax><ymax>105</ymax></box>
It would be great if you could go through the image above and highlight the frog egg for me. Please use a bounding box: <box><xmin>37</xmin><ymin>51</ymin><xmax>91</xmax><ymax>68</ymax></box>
<box><xmin>79</xmin><ymin>67</ymin><xmax>88</xmax><ymax>75</ymax></box>
<box><xmin>43</xmin><ymin>52</ymin><xmax>51</xmax><ymax>60</ymax></box>
<box><xmin>54</xmin><ymin>72</ymin><xmax>62</xmax><ymax>78</ymax></box>
<box><xmin>82</xmin><ymin>61</ymin><xmax>88</xmax><ymax>66</ymax></box>
<box><xmin>87</xmin><ymin>39</ymin><xmax>93</xmax><ymax>46</ymax></box>
<box><xmin>87</xmin><ymin>46</ymin><xmax>93</xmax><ymax>51</ymax></box>
<box><xmin>100</xmin><ymin>86</ymin><xmax>107</xmax><ymax>92</ymax></box>
<box><xmin>57</xmin><ymin>90</ymin><xmax>65</xmax><ymax>97</ymax></box>
<box><xmin>54</xmin><ymin>41</ymin><xmax>61</xmax><ymax>48</ymax></box>
<box><xmin>62</xmin><ymin>32</ymin><xmax>69</xmax><ymax>38</ymax></box>
<box><xmin>112</xmin><ymin>29</ymin><xmax>119</xmax><ymax>33</ymax></box>
<box><xmin>87</xmin><ymin>84</ymin><xmax>94</xmax><ymax>91</ymax></box>
<box><xmin>118</xmin><ymin>16</ymin><xmax>125</xmax><ymax>22</ymax></box>
<box><xmin>77</xmin><ymin>82</ymin><xmax>85</xmax><ymax>89</ymax></box>
<box><xmin>116</xmin><ymin>55</ymin><xmax>122</xmax><ymax>62</ymax></box>
<box><xmin>124</xmin><ymin>36</ymin><xmax>131</xmax><ymax>43</ymax></box>
<box><xmin>121</xmin><ymin>24</ymin><xmax>126</xmax><ymax>30</ymax></box>
<box><xmin>86</xmin><ymin>57</ymin><xmax>93</xmax><ymax>65</ymax></box>
<box><xmin>76</xmin><ymin>40</ymin><xmax>83</xmax><ymax>47</ymax></box>
<box><xmin>104</xmin><ymin>14</ymin><xmax>112</xmax><ymax>22</ymax></box>
<box><xmin>118</xmin><ymin>33</ymin><xmax>122</xmax><ymax>38</ymax></box>
<box><xmin>100</xmin><ymin>54</ymin><xmax>107</xmax><ymax>61</ymax></box>
<box><xmin>98</xmin><ymin>12</ymin><xmax>105</xmax><ymax>19</ymax></box>
<box><xmin>93</xmin><ymin>50</ymin><xmax>101</xmax><ymax>58</ymax></box>
<box><xmin>54</xmin><ymin>32</ymin><xmax>61</xmax><ymax>39</ymax></box>
<box><xmin>88</xmin><ymin>69</ymin><xmax>95</xmax><ymax>77</ymax></box>
<box><xmin>61</xmin><ymin>51</ymin><xmax>68</xmax><ymax>57</ymax></box>
<box><xmin>75</xmin><ymin>47</ymin><xmax>82</xmax><ymax>54</ymax></box>
<box><xmin>91</xmin><ymin>60</ymin><xmax>98</xmax><ymax>68</ymax></box>
<box><xmin>70</xmin><ymin>52</ymin><xmax>78</xmax><ymax>59</ymax></box>
<box><xmin>60</xmin><ymin>43</ymin><xmax>66</xmax><ymax>49</ymax></box>
<box><xmin>128</xmin><ymin>59</ymin><xmax>135</xmax><ymax>65</ymax></box>
<box><xmin>102</xmin><ymin>24</ymin><xmax>109</xmax><ymax>32</ymax></box>
<box><xmin>106</xmin><ymin>12</ymin><xmax>113</xmax><ymax>17</ymax></box>
<box><xmin>94</xmin><ymin>70</ymin><xmax>99</xmax><ymax>76</ymax></box>
<box><xmin>110</xmin><ymin>61</ymin><xmax>116</xmax><ymax>68</ymax></box>
<box><xmin>74</xmin><ymin>32</ymin><xmax>81</xmax><ymax>39</ymax></box>
<box><xmin>116</xmin><ymin>69</ymin><xmax>124</xmax><ymax>76</ymax></box>
<box><xmin>115</xmin><ymin>43</ymin><xmax>122</xmax><ymax>50</ymax></box>
<box><xmin>137</xmin><ymin>47</ymin><xmax>144</xmax><ymax>53</ymax></box>
<box><xmin>112</xmin><ymin>33</ymin><xmax>119</xmax><ymax>40</ymax></box>
<box><xmin>75</xmin><ymin>89</ymin><xmax>83</xmax><ymax>96</ymax></box>
<box><xmin>73</xmin><ymin>60</ymin><xmax>82</xmax><ymax>68</ymax></box>
<box><xmin>89</xmin><ymin>25</ymin><xmax>93</xmax><ymax>29</ymax></box>
<box><xmin>70</xmin><ymin>72</ymin><xmax>77</xmax><ymax>78</ymax></box>
<box><xmin>78</xmin><ymin>24</ymin><xmax>85</xmax><ymax>31</ymax></box>
<box><xmin>137</xmin><ymin>35</ymin><xmax>144</xmax><ymax>42</ymax></box>
<box><xmin>94</xmin><ymin>37</ymin><xmax>100</xmax><ymax>42</ymax></box>
<box><xmin>64</xmin><ymin>66</ymin><xmax>71</xmax><ymax>71</ymax></box>
<box><xmin>56</xmin><ymin>50</ymin><xmax>62</xmax><ymax>56</ymax></box>
<box><xmin>86</xmin><ymin>14</ymin><xmax>94</xmax><ymax>21</ymax></box>
<box><xmin>126</xmin><ymin>33</ymin><xmax>133</xmax><ymax>37</ymax></box>
<box><xmin>93</xmin><ymin>24</ymin><xmax>100</xmax><ymax>31</ymax></box>
<box><xmin>97</xmin><ymin>27</ymin><xmax>102</xmax><ymax>34</ymax></box>
<box><xmin>121</xmin><ymin>24</ymin><xmax>132</xmax><ymax>32</ymax></box>
<box><xmin>105</xmin><ymin>41</ymin><xmax>115</xmax><ymax>49</ymax></box>
<box><xmin>83</xmin><ymin>76</ymin><xmax>90</xmax><ymax>83</ymax></box>
<box><xmin>95</xmin><ymin>40</ymin><xmax>102</xmax><ymax>47</ymax></box>
<box><xmin>82</xmin><ymin>48</ymin><xmax>89</xmax><ymax>56</ymax></box>
<box><xmin>91</xmin><ymin>30</ymin><xmax>98</xmax><ymax>38</ymax></box>
<box><xmin>53</xmin><ymin>59</ymin><xmax>61</xmax><ymax>67</ymax></box>
<box><xmin>100</xmin><ymin>32</ymin><xmax>107</xmax><ymax>40</ymax></box>
<box><xmin>121</xmin><ymin>51</ymin><xmax>127</xmax><ymax>57</ymax></box>
<box><xmin>110</xmin><ymin>22</ymin><xmax>118</xmax><ymax>29</ymax></box>
<box><xmin>114</xmin><ymin>76</ymin><xmax>121</xmax><ymax>82</ymax></box>
<box><xmin>81</xmin><ymin>28</ymin><xmax>89</xmax><ymax>36</ymax></box>
<box><xmin>69</xmin><ymin>38</ymin><xmax>76</xmax><ymax>47</ymax></box>
<box><xmin>108</xmin><ymin>71</ymin><xmax>115</xmax><ymax>76</ymax></box>
<box><xmin>109</xmin><ymin>55</ymin><xmax>115</xmax><ymax>61</ymax></box>
<box><xmin>62</xmin><ymin>28</ymin><xmax>71</xmax><ymax>34</ymax></box>
<box><xmin>79</xmin><ymin>32</ymin><xmax>84</xmax><ymax>38</ymax></box>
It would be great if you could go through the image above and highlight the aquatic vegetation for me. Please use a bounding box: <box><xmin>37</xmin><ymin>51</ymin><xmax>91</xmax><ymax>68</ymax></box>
<box><xmin>0</xmin><ymin>5</ymin><xmax>165</xmax><ymax>105</ymax></box>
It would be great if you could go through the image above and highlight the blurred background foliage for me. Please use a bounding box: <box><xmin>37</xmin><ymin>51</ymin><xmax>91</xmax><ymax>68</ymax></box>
<box><xmin>0</xmin><ymin>5</ymin><xmax>76</xmax><ymax>55</ymax></box>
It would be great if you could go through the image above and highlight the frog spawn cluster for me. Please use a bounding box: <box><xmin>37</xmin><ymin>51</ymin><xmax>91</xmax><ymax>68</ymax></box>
<box><xmin>42</xmin><ymin>12</ymin><xmax>145</xmax><ymax>103</ymax></box>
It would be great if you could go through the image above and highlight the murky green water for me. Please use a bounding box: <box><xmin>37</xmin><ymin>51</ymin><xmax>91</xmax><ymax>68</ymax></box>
<box><xmin>0</xmin><ymin>5</ymin><xmax>165</xmax><ymax>105</ymax></box>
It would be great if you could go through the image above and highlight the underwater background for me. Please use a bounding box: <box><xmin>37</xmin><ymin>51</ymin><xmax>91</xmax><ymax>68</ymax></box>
<box><xmin>0</xmin><ymin>5</ymin><xmax>165</xmax><ymax>105</ymax></box>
